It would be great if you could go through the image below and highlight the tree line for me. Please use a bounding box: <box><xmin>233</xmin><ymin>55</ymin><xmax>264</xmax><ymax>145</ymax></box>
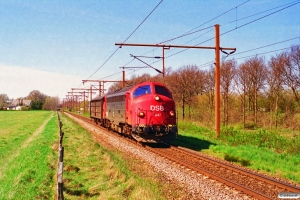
<box><xmin>110</xmin><ymin>44</ymin><xmax>300</xmax><ymax>131</ymax></box>
<box><xmin>0</xmin><ymin>90</ymin><xmax>59</xmax><ymax>111</ymax></box>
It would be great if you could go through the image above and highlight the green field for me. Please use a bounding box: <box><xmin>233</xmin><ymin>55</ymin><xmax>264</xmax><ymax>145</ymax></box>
<box><xmin>0</xmin><ymin>111</ymin><xmax>57</xmax><ymax>199</ymax></box>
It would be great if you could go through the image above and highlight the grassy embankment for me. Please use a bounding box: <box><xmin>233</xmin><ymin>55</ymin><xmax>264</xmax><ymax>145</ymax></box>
<box><xmin>60</xmin><ymin>113</ymin><xmax>165</xmax><ymax>199</ymax></box>
<box><xmin>0</xmin><ymin>111</ymin><xmax>57</xmax><ymax>199</ymax></box>
<box><xmin>171</xmin><ymin>121</ymin><xmax>300</xmax><ymax>184</ymax></box>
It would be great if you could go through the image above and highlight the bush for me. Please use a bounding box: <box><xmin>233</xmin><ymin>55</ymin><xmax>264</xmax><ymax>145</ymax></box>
<box><xmin>21</xmin><ymin>106</ymin><xmax>30</xmax><ymax>111</ymax></box>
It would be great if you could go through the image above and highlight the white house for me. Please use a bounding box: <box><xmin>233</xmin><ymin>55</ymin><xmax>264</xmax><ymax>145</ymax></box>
<box><xmin>7</xmin><ymin>99</ymin><xmax>31</xmax><ymax>110</ymax></box>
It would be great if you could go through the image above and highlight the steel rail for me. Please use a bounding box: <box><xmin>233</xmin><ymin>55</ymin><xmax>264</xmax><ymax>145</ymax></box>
<box><xmin>172</xmin><ymin>146</ymin><xmax>300</xmax><ymax>193</ymax></box>
<box><xmin>144</xmin><ymin>145</ymin><xmax>271</xmax><ymax>199</ymax></box>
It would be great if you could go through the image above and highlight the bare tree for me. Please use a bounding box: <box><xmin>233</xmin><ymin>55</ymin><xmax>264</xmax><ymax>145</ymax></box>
<box><xmin>220</xmin><ymin>59</ymin><xmax>237</xmax><ymax>125</ymax></box>
<box><xmin>26</xmin><ymin>90</ymin><xmax>47</xmax><ymax>101</ymax></box>
<box><xmin>42</xmin><ymin>96</ymin><xmax>60</xmax><ymax>110</ymax></box>
<box><xmin>166</xmin><ymin>65</ymin><xmax>203</xmax><ymax>120</ymax></box>
<box><xmin>267</xmin><ymin>53</ymin><xmax>284</xmax><ymax>128</ymax></box>
<box><xmin>203</xmin><ymin>67</ymin><xmax>215</xmax><ymax>122</ymax></box>
<box><xmin>235</xmin><ymin>62</ymin><xmax>252</xmax><ymax>127</ymax></box>
<box><xmin>0</xmin><ymin>94</ymin><xmax>9</xmax><ymax>109</ymax></box>
<box><xmin>244</xmin><ymin>56</ymin><xmax>267</xmax><ymax>125</ymax></box>
<box><xmin>279</xmin><ymin>45</ymin><xmax>300</xmax><ymax>106</ymax></box>
<box><xmin>290</xmin><ymin>45</ymin><xmax>300</xmax><ymax>86</ymax></box>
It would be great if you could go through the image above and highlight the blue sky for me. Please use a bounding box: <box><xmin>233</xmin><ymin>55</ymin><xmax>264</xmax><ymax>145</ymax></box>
<box><xmin>0</xmin><ymin>0</ymin><xmax>299</xmax><ymax>100</ymax></box>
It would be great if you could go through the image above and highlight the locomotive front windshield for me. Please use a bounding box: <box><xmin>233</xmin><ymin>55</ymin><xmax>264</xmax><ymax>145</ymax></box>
<box><xmin>155</xmin><ymin>85</ymin><xmax>172</xmax><ymax>99</ymax></box>
<box><xmin>133</xmin><ymin>85</ymin><xmax>152</xmax><ymax>98</ymax></box>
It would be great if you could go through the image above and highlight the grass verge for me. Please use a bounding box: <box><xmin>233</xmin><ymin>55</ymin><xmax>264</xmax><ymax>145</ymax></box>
<box><xmin>171</xmin><ymin>121</ymin><xmax>300</xmax><ymax>184</ymax></box>
<box><xmin>60</xmin><ymin>113</ymin><xmax>165</xmax><ymax>200</ymax></box>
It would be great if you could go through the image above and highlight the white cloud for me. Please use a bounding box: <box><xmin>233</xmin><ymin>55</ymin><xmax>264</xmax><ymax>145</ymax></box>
<box><xmin>0</xmin><ymin>64</ymin><xmax>84</xmax><ymax>100</ymax></box>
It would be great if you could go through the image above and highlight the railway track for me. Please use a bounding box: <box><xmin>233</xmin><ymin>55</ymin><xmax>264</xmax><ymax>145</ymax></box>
<box><xmin>64</xmin><ymin>111</ymin><xmax>300</xmax><ymax>200</ymax></box>
<box><xmin>142</xmin><ymin>143</ymin><xmax>300</xmax><ymax>200</ymax></box>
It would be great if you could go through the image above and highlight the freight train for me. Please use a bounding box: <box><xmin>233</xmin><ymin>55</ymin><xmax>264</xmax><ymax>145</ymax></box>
<box><xmin>90</xmin><ymin>81</ymin><xmax>177</xmax><ymax>142</ymax></box>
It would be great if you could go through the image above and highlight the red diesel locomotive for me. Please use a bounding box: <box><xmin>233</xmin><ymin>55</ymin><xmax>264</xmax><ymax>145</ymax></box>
<box><xmin>90</xmin><ymin>81</ymin><xmax>178</xmax><ymax>142</ymax></box>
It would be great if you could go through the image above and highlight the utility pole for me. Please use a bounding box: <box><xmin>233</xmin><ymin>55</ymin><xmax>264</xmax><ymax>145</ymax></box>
<box><xmin>116</xmin><ymin>24</ymin><xmax>235</xmax><ymax>138</ymax></box>
<box><xmin>68</xmin><ymin>91</ymin><xmax>80</xmax><ymax>112</ymax></box>
<box><xmin>70</xmin><ymin>91</ymin><xmax>88</xmax><ymax>113</ymax></box>
<box><xmin>82</xmin><ymin>78</ymin><xmax>126</xmax><ymax>97</ymax></box>
<box><xmin>162</xmin><ymin>47</ymin><xmax>170</xmax><ymax>77</ymax></box>
<box><xmin>215</xmin><ymin>24</ymin><xmax>221</xmax><ymax>138</ymax></box>
<box><xmin>66</xmin><ymin>94</ymin><xmax>73</xmax><ymax>111</ymax></box>
<box><xmin>72</xmin><ymin>88</ymin><xmax>96</xmax><ymax>114</ymax></box>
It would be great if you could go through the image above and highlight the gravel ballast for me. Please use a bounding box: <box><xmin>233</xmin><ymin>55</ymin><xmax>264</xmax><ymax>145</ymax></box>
<box><xmin>66</xmin><ymin>113</ymin><xmax>256</xmax><ymax>200</ymax></box>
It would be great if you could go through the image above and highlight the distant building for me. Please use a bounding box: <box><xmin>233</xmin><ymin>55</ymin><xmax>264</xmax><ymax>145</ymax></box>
<box><xmin>7</xmin><ymin>99</ymin><xmax>31</xmax><ymax>110</ymax></box>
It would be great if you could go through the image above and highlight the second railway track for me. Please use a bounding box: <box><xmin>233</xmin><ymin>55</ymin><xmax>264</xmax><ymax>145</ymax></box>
<box><xmin>64</xmin><ymin>111</ymin><xmax>300</xmax><ymax>200</ymax></box>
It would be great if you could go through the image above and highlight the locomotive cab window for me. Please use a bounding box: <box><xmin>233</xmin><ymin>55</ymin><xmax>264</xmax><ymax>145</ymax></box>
<box><xmin>154</xmin><ymin>85</ymin><xmax>172</xmax><ymax>99</ymax></box>
<box><xmin>133</xmin><ymin>85</ymin><xmax>151</xmax><ymax>98</ymax></box>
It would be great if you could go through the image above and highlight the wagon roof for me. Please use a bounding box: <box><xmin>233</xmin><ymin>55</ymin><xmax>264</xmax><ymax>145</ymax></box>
<box><xmin>91</xmin><ymin>81</ymin><xmax>168</xmax><ymax>101</ymax></box>
<box><xmin>91</xmin><ymin>85</ymin><xmax>134</xmax><ymax>101</ymax></box>
<box><xmin>90</xmin><ymin>95</ymin><xmax>103</xmax><ymax>101</ymax></box>
<box><xmin>106</xmin><ymin>85</ymin><xmax>135</xmax><ymax>98</ymax></box>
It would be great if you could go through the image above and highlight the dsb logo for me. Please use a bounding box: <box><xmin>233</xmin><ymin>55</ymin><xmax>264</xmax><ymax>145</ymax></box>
<box><xmin>150</xmin><ymin>105</ymin><xmax>164</xmax><ymax>111</ymax></box>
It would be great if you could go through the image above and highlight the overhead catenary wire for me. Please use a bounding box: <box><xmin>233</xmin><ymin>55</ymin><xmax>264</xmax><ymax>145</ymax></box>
<box><xmin>196</xmin><ymin>47</ymin><xmax>293</xmax><ymax>69</ymax></box>
<box><xmin>227</xmin><ymin>0</ymin><xmax>300</xmax><ymax>25</ymax></box>
<box><xmin>221</xmin><ymin>1</ymin><xmax>300</xmax><ymax>36</ymax></box>
<box><xmin>151</xmin><ymin>1</ymin><xmax>300</xmax><ymax>66</ymax></box>
<box><xmin>232</xmin><ymin>45</ymin><xmax>299</xmax><ymax>62</ymax></box>
<box><xmin>158</xmin><ymin>25</ymin><xmax>214</xmax><ymax>45</ymax></box>
<box><xmin>93</xmin><ymin>0</ymin><xmax>299</xmax><ymax>87</ymax></box>
<box><xmin>197</xmin><ymin>37</ymin><xmax>300</xmax><ymax>68</ymax></box>
<box><xmin>84</xmin><ymin>0</ymin><xmax>164</xmax><ymax>81</ymax></box>
<box><xmin>118</xmin><ymin>0</ymin><xmax>251</xmax><ymax>70</ymax></box>
<box><xmin>171</xmin><ymin>0</ymin><xmax>250</xmax><ymax>40</ymax></box>
<box><xmin>231</xmin><ymin>36</ymin><xmax>300</xmax><ymax>56</ymax></box>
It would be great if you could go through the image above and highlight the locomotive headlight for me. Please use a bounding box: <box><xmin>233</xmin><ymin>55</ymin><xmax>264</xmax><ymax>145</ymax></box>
<box><xmin>169</xmin><ymin>110</ymin><xmax>175</xmax><ymax>117</ymax></box>
<box><xmin>155</xmin><ymin>96</ymin><xmax>160</xmax><ymax>101</ymax></box>
<box><xmin>138</xmin><ymin>111</ymin><xmax>145</xmax><ymax>118</ymax></box>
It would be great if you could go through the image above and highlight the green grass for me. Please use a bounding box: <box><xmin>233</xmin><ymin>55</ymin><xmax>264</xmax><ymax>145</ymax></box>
<box><xmin>171</xmin><ymin>121</ymin><xmax>300</xmax><ymax>184</ymax></box>
<box><xmin>61</xmin><ymin>113</ymin><xmax>165</xmax><ymax>200</ymax></box>
<box><xmin>0</xmin><ymin>111</ymin><xmax>58</xmax><ymax>199</ymax></box>
<box><xmin>0</xmin><ymin>111</ymin><xmax>52</xmax><ymax>163</ymax></box>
